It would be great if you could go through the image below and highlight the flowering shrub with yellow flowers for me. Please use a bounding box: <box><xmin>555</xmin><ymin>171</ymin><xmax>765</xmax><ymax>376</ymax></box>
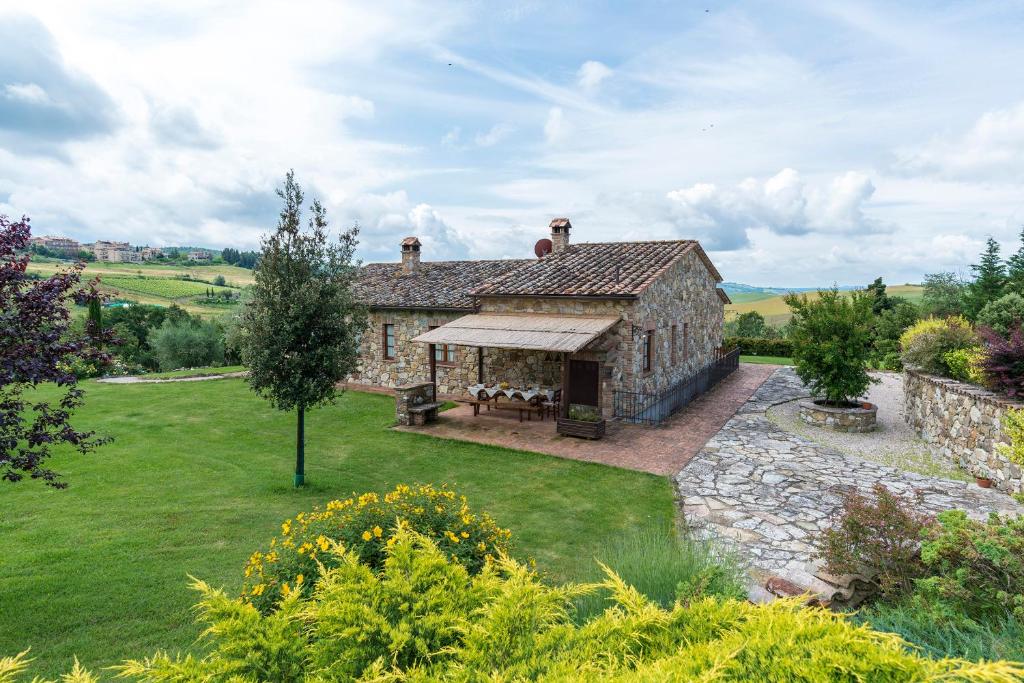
<box><xmin>242</xmin><ymin>483</ymin><xmax>512</xmax><ymax>612</ymax></box>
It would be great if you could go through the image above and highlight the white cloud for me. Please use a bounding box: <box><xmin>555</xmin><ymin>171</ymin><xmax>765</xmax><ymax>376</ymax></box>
<box><xmin>577</xmin><ymin>60</ymin><xmax>611</xmax><ymax>91</ymax></box>
<box><xmin>473</xmin><ymin>123</ymin><xmax>514</xmax><ymax>147</ymax></box>
<box><xmin>3</xmin><ymin>82</ymin><xmax>52</xmax><ymax>105</ymax></box>
<box><xmin>338</xmin><ymin>190</ymin><xmax>470</xmax><ymax>260</ymax></box>
<box><xmin>895</xmin><ymin>102</ymin><xmax>1024</xmax><ymax>181</ymax></box>
<box><xmin>663</xmin><ymin>168</ymin><xmax>887</xmax><ymax>249</ymax></box>
<box><xmin>543</xmin><ymin>107</ymin><xmax>567</xmax><ymax>144</ymax></box>
<box><xmin>441</xmin><ymin>126</ymin><xmax>461</xmax><ymax>146</ymax></box>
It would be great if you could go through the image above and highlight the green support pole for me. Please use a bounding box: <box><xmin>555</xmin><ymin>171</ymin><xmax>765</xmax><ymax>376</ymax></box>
<box><xmin>294</xmin><ymin>406</ymin><xmax>305</xmax><ymax>487</ymax></box>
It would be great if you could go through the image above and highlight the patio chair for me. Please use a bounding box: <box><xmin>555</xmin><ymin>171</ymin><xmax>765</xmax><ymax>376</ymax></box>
<box><xmin>541</xmin><ymin>388</ymin><xmax>561</xmax><ymax>419</ymax></box>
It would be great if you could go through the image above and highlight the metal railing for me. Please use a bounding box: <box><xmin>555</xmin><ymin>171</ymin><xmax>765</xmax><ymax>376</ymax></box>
<box><xmin>613</xmin><ymin>348</ymin><xmax>740</xmax><ymax>425</ymax></box>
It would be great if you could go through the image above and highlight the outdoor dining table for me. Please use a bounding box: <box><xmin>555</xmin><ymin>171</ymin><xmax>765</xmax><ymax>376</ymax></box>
<box><xmin>465</xmin><ymin>384</ymin><xmax>557</xmax><ymax>421</ymax></box>
<box><xmin>466</xmin><ymin>384</ymin><xmax>554</xmax><ymax>403</ymax></box>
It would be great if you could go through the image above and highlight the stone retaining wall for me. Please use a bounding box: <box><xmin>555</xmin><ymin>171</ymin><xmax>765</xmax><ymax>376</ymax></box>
<box><xmin>904</xmin><ymin>369</ymin><xmax>1024</xmax><ymax>493</ymax></box>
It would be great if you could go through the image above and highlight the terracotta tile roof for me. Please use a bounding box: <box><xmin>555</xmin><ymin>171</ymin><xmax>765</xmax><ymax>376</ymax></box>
<box><xmin>471</xmin><ymin>240</ymin><xmax>721</xmax><ymax>298</ymax></box>
<box><xmin>355</xmin><ymin>259</ymin><xmax>531</xmax><ymax>310</ymax></box>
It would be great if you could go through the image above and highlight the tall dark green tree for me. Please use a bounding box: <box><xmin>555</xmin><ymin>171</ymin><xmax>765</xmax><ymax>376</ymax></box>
<box><xmin>865</xmin><ymin>277</ymin><xmax>894</xmax><ymax>315</ymax></box>
<box><xmin>1005</xmin><ymin>226</ymin><xmax>1024</xmax><ymax>295</ymax></box>
<box><xmin>87</xmin><ymin>297</ymin><xmax>103</xmax><ymax>346</ymax></box>
<box><xmin>965</xmin><ymin>237</ymin><xmax>1007</xmax><ymax>320</ymax></box>
<box><xmin>240</xmin><ymin>171</ymin><xmax>367</xmax><ymax>487</ymax></box>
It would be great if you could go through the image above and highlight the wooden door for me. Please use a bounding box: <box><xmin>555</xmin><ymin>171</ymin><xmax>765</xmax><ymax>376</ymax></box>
<box><xmin>568</xmin><ymin>360</ymin><xmax>600</xmax><ymax>407</ymax></box>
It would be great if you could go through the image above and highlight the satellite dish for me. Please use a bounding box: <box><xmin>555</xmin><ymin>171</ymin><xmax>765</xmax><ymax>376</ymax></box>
<box><xmin>534</xmin><ymin>238</ymin><xmax>553</xmax><ymax>258</ymax></box>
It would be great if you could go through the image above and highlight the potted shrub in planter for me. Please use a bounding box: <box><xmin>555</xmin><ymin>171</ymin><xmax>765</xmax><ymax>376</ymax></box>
<box><xmin>557</xmin><ymin>404</ymin><xmax>606</xmax><ymax>439</ymax></box>
<box><xmin>784</xmin><ymin>287</ymin><xmax>879</xmax><ymax>433</ymax></box>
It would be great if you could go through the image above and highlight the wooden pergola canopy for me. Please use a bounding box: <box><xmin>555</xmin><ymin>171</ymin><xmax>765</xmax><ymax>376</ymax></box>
<box><xmin>411</xmin><ymin>313</ymin><xmax>620</xmax><ymax>353</ymax></box>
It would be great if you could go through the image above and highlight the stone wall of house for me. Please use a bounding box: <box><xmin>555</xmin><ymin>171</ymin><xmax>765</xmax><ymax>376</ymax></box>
<box><xmin>904</xmin><ymin>369</ymin><xmax>1024</xmax><ymax>494</ymax></box>
<box><xmin>632</xmin><ymin>250</ymin><xmax>725</xmax><ymax>394</ymax></box>
<box><xmin>349</xmin><ymin>309</ymin><xmax>479</xmax><ymax>396</ymax></box>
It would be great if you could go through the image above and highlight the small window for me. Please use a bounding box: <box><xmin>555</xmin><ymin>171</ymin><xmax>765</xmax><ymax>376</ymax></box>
<box><xmin>429</xmin><ymin>325</ymin><xmax>457</xmax><ymax>365</ymax></box>
<box><xmin>383</xmin><ymin>323</ymin><xmax>396</xmax><ymax>360</ymax></box>
<box><xmin>643</xmin><ymin>329</ymin><xmax>654</xmax><ymax>372</ymax></box>
<box><xmin>671</xmin><ymin>324</ymin><xmax>678</xmax><ymax>365</ymax></box>
<box><xmin>683</xmin><ymin>322</ymin><xmax>689</xmax><ymax>360</ymax></box>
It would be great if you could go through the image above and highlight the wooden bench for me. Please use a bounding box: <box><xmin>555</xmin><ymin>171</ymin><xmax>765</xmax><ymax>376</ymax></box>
<box><xmin>488</xmin><ymin>400</ymin><xmax>543</xmax><ymax>422</ymax></box>
<box><xmin>407</xmin><ymin>402</ymin><xmax>443</xmax><ymax>425</ymax></box>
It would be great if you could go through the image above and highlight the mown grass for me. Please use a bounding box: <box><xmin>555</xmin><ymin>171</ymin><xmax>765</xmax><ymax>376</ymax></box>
<box><xmin>0</xmin><ymin>378</ymin><xmax>674</xmax><ymax>677</ymax></box>
<box><xmin>740</xmin><ymin>355</ymin><xmax>793</xmax><ymax>365</ymax></box>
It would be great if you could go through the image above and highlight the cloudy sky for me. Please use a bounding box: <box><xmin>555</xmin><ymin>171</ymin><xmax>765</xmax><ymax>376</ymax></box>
<box><xmin>1</xmin><ymin>1</ymin><xmax>1023</xmax><ymax>286</ymax></box>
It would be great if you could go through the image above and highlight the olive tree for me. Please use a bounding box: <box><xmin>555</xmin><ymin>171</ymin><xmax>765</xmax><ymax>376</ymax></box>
<box><xmin>240</xmin><ymin>171</ymin><xmax>367</xmax><ymax>486</ymax></box>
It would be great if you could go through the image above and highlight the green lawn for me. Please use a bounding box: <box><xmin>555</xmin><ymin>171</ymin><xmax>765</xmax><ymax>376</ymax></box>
<box><xmin>0</xmin><ymin>379</ymin><xmax>674</xmax><ymax>677</ymax></box>
<box><xmin>740</xmin><ymin>355</ymin><xmax>793</xmax><ymax>365</ymax></box>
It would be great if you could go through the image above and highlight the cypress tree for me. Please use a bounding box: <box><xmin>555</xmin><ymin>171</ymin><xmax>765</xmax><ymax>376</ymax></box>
<box><xmin>87</xmin><ymin>297</ymin><xmax>103</xmax><ymax>346</ymax></box>
<box><xmin>1005</xmin><ymin>226</ymin><xmax>1024</xmax><ymax>295</ymax></box>
<box><xmin>965</xmin><ymin>237</ymin><xmax>1006</xmax><ymax>320</ymax></box>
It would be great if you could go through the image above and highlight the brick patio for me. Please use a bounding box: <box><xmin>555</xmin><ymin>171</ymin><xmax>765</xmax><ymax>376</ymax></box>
<box><xmin>393</xmin><ymin>363</ymin><xmax>779</xmax><ymax>476</ymax></box>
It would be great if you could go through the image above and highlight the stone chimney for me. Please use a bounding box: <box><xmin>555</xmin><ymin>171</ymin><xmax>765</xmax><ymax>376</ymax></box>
<box><xmin>400</xmin><ymin>236</ymin><xmax>421</xmax><ymax>274</ymax></box>
<box><xmin>549</xmin><ymin>217</ymin><xmax>571</xmax><ymax>253</ymax></box>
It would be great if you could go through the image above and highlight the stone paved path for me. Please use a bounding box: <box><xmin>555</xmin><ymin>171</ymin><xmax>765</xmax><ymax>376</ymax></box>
<box><xmin>675</xmin><ymin>368</ymin><xmax>1024</xmax><ymax>594</ymax></box>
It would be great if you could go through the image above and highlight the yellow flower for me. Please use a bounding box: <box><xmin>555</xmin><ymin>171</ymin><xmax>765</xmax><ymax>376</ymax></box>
<box><xmin>251</xmin><ymin>583</ymin><xmax>265</xmax><ymax>596</ymax></box>
<box><xmin>281</xmin><ymin>520</ymin><xmax>292</xmax><ymax>535</ymax></box>
<box><xmin>373</xmin><ymin>526</ymin><xmax>383</xmax><ymax>538</ymax></box>
<box><xmin>316</xmin><ymin>535</ymin><xmax>330</xmax><ymax>551</ymax></box>
<box><xmin>362</xmin><ymin>530</ymin><xmax>372</xmax><ymax>541</ymax></box>
<box><xmin>281</xmin><ymin>582</ymin><xmax>291</xmax><ymax>597</ymax></box>
<box><xmin>295</xmin><ymin>573</ymin><xmax>304</xmax><ymax>585</ymax></box>
<box><xmin>460</xmin><ymin>531</ymin><xmax>469</xmax><ymax>539</ymax></box>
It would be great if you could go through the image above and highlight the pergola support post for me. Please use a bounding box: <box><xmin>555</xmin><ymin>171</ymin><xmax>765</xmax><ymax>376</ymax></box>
<box><xmin>560</xmin><ymin>352</ymin><xmax>570</xmax><ymax>418</ymax></box>
<box><xmin>477</xmin><ymin>346</ymin><xmax>484</xmax><ymax>384</ymax></box>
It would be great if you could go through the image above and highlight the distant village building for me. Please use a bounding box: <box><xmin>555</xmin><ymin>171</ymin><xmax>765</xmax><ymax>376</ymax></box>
<box><xmin>188</xmin><ymin>250</ymin><xmax>212</xmax><ymax>261</ymax></box>
<box><xmin>29</xmin><ymin>235</ymin><xmax>81</xmax><ymax>256</ymax></box>
<box><xmin>140</xmin><ymin>246</ymin><xmax>163</xmax><ymax>260</ymax></box>
<box><xmin>86</xmin><ymin>241</ymin><xmax>142</xmax><ymax>263</ymax></box>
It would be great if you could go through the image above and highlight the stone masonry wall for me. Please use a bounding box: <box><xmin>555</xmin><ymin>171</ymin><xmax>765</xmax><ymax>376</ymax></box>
<box><xmin>632</xmin><ymin>250</ymin><xmax>724</xmax><ymax>394</ymax></box>
<box><xmin>904</xmin><ymin>369</ymin><xmax>1024</xmax><ymax>494</ymax></box>
<box><xmin>349</xmin><ymin>309</ymin><xmax>478</xmax><ymax>396</ymax></box>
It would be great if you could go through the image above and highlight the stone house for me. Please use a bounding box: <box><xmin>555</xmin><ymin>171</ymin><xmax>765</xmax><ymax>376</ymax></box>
<box><xmin>351</xmin><ymin>219</ymin><xmax>729</xmax><ymax>418</ymax></box>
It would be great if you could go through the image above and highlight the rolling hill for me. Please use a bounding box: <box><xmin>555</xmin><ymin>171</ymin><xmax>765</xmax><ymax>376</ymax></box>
<box><xmin>725</xmin><ymin>284</ymin><xmax>925</xmax><ymax>327</ymax></box>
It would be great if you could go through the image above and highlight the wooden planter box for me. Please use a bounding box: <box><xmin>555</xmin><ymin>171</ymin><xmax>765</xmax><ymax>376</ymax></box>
<box><xmin>557</xmin><ymin>417</ymin><xmax>606</xmax><ymax>440</ymax></box>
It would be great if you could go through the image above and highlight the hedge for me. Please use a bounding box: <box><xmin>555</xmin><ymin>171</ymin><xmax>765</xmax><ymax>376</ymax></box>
<box><xmin>725</xmin><ymin>336</ymin><xmax>794</xmax><ymax>357</ymax></box>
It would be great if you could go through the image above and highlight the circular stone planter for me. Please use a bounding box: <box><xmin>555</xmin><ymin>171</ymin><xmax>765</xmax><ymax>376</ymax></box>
<box><xmin>798</xmin><ymin>399</ymin><xmax>877</xmax><ymax>433</ymax></box>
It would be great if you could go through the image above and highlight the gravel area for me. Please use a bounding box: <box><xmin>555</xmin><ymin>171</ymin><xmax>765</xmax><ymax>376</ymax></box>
<box><xmin>766</xmin><ymin>372</ymin><xmax>969</xmax><ymax>481</ymax></box>
<box><xmin>98</xmin><ymin>371</ymin><xmax>248</xmax><ymax>384</ymax></box>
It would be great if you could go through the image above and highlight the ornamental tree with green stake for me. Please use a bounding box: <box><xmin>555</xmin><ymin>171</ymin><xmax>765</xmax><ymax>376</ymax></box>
<box><xmin>1</xmin><ymin>214</ymin><xmax>115</xmax><ymax>487</ymax></box>
<box><xmin>239</xmin><ymin>171</ymin><xmax>367</xmax><ymax>487</ymax></box>
<box><xmin>783</xmin><ymin>287</ymin><xmax>876</xmax><ymax>406</ymax></box>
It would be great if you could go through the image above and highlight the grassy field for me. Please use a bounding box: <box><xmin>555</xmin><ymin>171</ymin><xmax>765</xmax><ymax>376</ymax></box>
<box><xmin>0</xmin><ymin>378</ymin><xmax>674</xmax><ymax>677</ymax></box>
<box><xmin>27</xmin><ymin>260</ymin><xmax>254</xmax><ymax>317</ymax></box>
<box><xmin>726</xmin><ymin>284</ymin><xmax>924</xmax><ymax>327</ymax></box>
<box><xmin>26</xmin><ymin>259</ymin><xmax>256</xmax><ymax>287</ymax></box>
<box><xmin>98</xmin><ymin>275</ymin><xmax>236</xmax><ymax>299</ymax></box>
<box><xmin>740</xmin><ymin>355</ymin><xmax>793</xmax><ymax>365</ymax></box>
